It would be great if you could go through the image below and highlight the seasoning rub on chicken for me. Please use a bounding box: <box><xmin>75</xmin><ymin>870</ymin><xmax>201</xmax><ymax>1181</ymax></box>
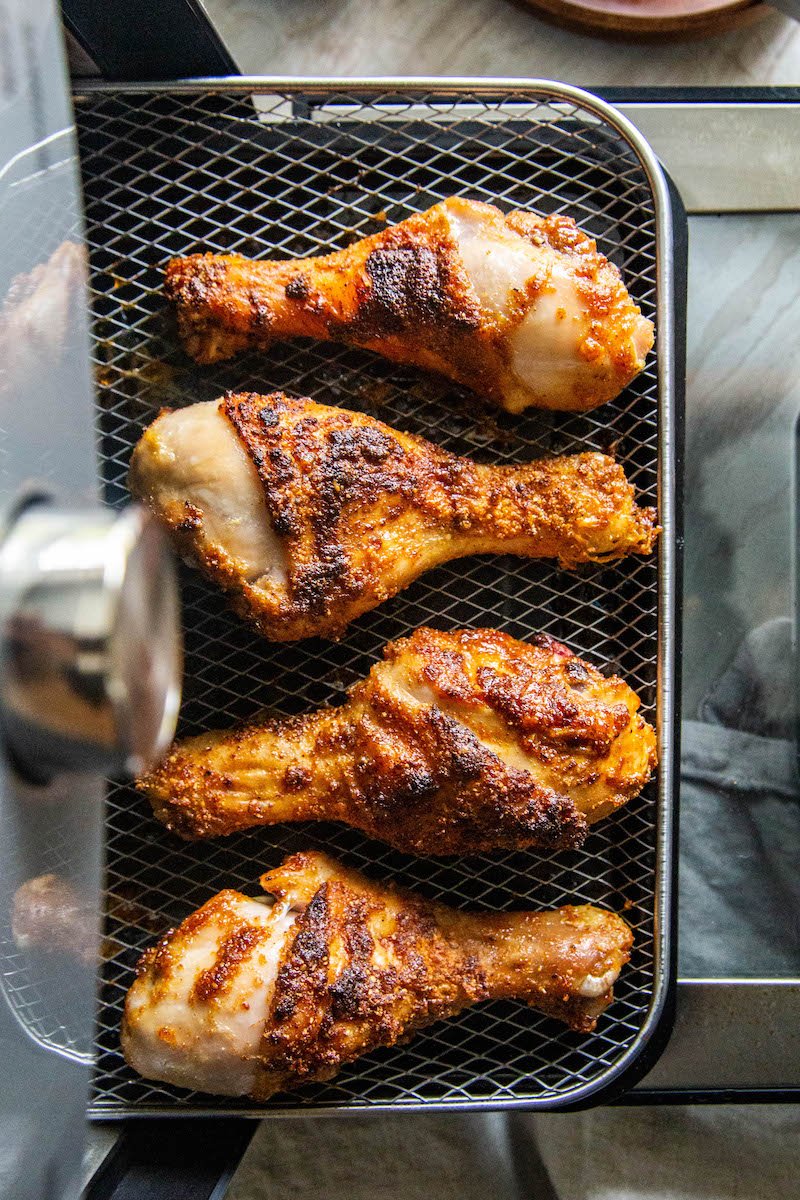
<box><xmin>122</xmin><ymin>850</ymin><xmax>633</xmax><ymax>1099</ymax></box>
<box><xmin>165</xmin><ymin>198</ymin><xmax>652</xmax><ymax>414</ymax></box>
<box><xmin>129</xmin><ymin>392</ymin><xmax>658</xmax><ymax>642</ymax></box>
<box><xmin>137</xmin><ymin>627</ymin><xmax>657</xmax><ymax>855</ymax></box>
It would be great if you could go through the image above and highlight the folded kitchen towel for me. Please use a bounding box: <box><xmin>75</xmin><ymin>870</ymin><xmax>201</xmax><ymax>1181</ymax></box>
<box><xmin>527</xmin><ymin>1103</ymin><xmax>800</xmax><ymax>1200</ymax></box>
<box><xmin>227</xmin><ymin>1104</ymin><xmax>800</xmax><ymax>1200</ymax></box>
<box><xmin>226</xmin><ymin>1112</ymin><xmax>523</xmax><ymax>1200</ymax></box>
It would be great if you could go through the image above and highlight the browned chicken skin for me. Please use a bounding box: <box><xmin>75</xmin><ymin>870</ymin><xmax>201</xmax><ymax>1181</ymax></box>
<box><xmin>138</xmin><ymin>627</ymin><xmax>657</xmax><ymax>854</ymax></box>
<box><xmin>165</xmin><ymin>198</ymin><xmax>652</xmax><ymax>413</ymax></box>
<box><xmin>129</xmin><ymin>392</ymin><xmax>658</xmax><ymax>642</ymax></box>
<box><xmin>122</xmin><ymin>850</ymin><xmax>634</xmax><ymax>1099</ymax></box>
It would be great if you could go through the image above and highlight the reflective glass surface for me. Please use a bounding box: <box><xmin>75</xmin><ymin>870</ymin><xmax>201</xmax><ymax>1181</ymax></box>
<box><xmin>679</xmin><ymin>212</ymin><xmax>800</xmax><ymax>979</ymax></box>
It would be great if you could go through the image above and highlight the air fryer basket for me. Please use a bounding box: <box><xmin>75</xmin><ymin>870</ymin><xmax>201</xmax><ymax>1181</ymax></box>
<box><xmin>73</xmin><ymin>80</ymin><xmax>679</xmax><ymax>1115</ymax></box>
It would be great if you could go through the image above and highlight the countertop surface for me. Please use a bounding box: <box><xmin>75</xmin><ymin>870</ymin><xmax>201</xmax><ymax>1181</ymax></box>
<box><xmin>205</xmin><ymin>0</ymin><xmax>800</xmax><ymax>86</ymax></box>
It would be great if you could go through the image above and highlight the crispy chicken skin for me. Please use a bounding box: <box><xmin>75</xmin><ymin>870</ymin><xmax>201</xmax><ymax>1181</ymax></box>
<box><xmin>128</xmin><ymin>392</ymin><xmax>658</xmax><ymax>642</ymax></box>
<box><xmin>137</xmin><ymin>627</ymin><xmax>657</xmax><ymax>854</ymax></box>
<box><xmin>165</xmin><ymin>197</ymin><xmax>653</xmax><ymax>413</ymax></box>
<box><xmin>122</xmin><ymin>850</ymin><xmax>634</xmax><ymax>1098</ymax></box>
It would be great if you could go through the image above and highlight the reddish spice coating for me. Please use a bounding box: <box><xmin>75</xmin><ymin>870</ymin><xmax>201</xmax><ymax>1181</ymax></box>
<box><xmin>122</xmin><ymin>851</ymin><xmax>634</xmax><ymax>1100</ymax></box>
<box><xmin>257</xmin><ymin>850</ymin><xmax>636</xmax><ymax>1093</ymax></box>
<box><xmin>129</xmin><ymin>391</ymin><xmax>658</xmax><ymax>642</ymax></box>
<box><xmin>192</xmin><ymin>924</ymin><xmax>266</xmax><ymax>1003</ymax></box>
<box><xmin>163</xmin><ymin>197</ymin><xmax>653</xmax><ymax>414</ymax></box>
<box><xmin>137</xmin><ymin>626</ymin><xmax>657</xmax><ymax>855</ymax></box>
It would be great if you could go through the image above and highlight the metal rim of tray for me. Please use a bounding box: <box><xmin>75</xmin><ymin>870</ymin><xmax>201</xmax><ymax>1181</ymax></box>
<box><xmin>73</xmin><ymin>76</ymin><xmax>678</xmax><ymax>1116</ymax></box>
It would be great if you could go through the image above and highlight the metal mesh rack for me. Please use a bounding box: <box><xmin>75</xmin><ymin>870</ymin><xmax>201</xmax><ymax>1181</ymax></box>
<box><xmin>72</xmin><ymin>81</ymin><xmax>677</xmax><ymax>1114</ymax></box>
<box><xmin>0</xmin><ymin>810</ymin><xmax>95</xmax><ymax>1066</ymax></box>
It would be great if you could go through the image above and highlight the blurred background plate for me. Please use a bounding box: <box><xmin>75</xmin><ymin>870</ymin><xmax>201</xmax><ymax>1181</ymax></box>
<box><xmin>523</xmin><ymin>0</ymin><xmax>770</xmax><ymax>38</ymax></box>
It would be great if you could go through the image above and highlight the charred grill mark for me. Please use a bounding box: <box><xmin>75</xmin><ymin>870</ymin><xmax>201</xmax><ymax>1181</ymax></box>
<box><xmin>222</xmin><ymin>391</ymin><xmax>448</xmax><ymax>621</ymax></box>
<box><xmin>426</xmin><ymin>709</ymin><xmax>488</xmax><ymax>781</ymax></box>
<box><xmin>363</xmin><ymin>244</ymin><xmax>448</xmax><ymax>330</ymax></box>
<box><xmin>330</xmin><ymin>898</ymin><xmax>376</xmax><ymax>1020</ymax></box>
<box><xmin>285</xmin><ymin>273</ymin><xmax>310</xmax><ymax>301</ymax></box>
<box><xmin>260</xmin><ymin>863</ymin><xmax>494</xmax><ymax>1090</ymax></box>
<box><xmin>336</xmin><ymin>222</ymin><xmax>482</xmax><ymax>345</ymax></box>
<box><xmin>271</xmin><ymin>885</ymin><xmax>331</xmax><ymax>1024</ymax></box>
<box><xmin>329</xmin><ymin>964</ymin><xmax>370</xmax><ymax>1020</ymax></box>
<box><xmin>192</xmin><ymin>924</ymin><xmax>264</xmax><ymax>1003</ymax></box>
<box><xmin>345</xmin><ymin>675</ymin><xmax>587</xmax><ymax>854</ymax></box>
<box><xmin>294</xmin><ymin>888</ymin><xmax>330</xmax><ymax>968</ymax></box>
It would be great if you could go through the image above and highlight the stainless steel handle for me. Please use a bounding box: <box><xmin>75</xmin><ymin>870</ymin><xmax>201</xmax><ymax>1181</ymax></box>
<box><xmin>0</xmin><ymin>500</ymin><xmax>182</xmax><ymax>778</ymax></box>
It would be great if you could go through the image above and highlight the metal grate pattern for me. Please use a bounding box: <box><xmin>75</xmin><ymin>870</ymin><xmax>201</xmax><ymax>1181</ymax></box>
<box><xmin>74</xmin><ymin>84</ymin><xmax>669</xmax><ymax>1114</ymax></box>
<box><xmin>0</xmin><ymin>810</ymin><xmax>95</xmax><ymax>1066</ymax></box>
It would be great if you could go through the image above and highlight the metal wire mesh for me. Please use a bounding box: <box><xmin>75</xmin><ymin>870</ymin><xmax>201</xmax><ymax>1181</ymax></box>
<box><xmin>74</xmin><ymin>85</ymin><xmax>668</xmax><ymax>1114</ymax></box>
<box><xmin>0</xmin><ymin>808</ymin><xmax>95</xmax><ymax>1065</ymax></box>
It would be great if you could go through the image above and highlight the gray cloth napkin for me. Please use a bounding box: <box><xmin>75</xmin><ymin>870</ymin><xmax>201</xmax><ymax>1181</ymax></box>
<box><xmin>227</xmin><ymin>1112</ymin><xmax>525</xmax><ymax>1200</ymax></box>
<box><xmin>680</xmin><ymin>616</ymin><xmax>800</xmax><ymax>976</ymax></box>
<box><xmin>680</xmin><ymin>718</ymin><xmax>800</xmax><ymax>976</ymax></box>
<box><xmin>227</xmin><ymin>1104</ymin><xmax>800</xmax><ymax>1200</ymax></box>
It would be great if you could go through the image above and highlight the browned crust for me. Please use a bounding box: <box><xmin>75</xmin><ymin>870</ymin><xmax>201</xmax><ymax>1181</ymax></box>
<box><xmin>137</xmin><ymin>626</ymin><xmax>657</xmax><ymax>855</ymax></box>
<box><xmin>191</xmin><ymin>924</ymin><xmax>267</xmax><ymax>1003</ymax></box>
<box><xmin>334</xmin><ymin>691</ymin><xmax>590</xmax><ymax>856</ymax></box>
<box><xmin>121</xmin><ymin>851</ymin><xmax>634</xmax><ymax>1099</ymax></box>
<box><xmin>129</xmin><ymin>391</ymin><xmax>657</xmax><ymax>642</ymax></box>
<box><xmin>139</xmin><ymin>693</ymin><xmax>589</xmax><ymax>854</ymax></box>
<box><xmin>132</xmin><ymin>890</ymin><xmax>254</xmax><ymax>995</ymax></box>
<box><xmin>250</xmin><ymin>850</ymin><xmax>633</xmax><ymax>1095</ymax></box>
<box><xmin>163</xmin><ymin>203</ymin><xmax>485</xmax><ymax>369</ymax></box>
<box><xmin>254</xmin><ymin>873</ymin><xmax>486</xmax><ymax>1096</ymax></box>
<box><xmin>342</xmin><ymin>211</ymin><xmax>483</xmax><ymax>340</ymax></box>
<box><xmin>164</xmin><ymin>198</ymin><xmax>652</xmax><ymax>412</ymax></box>
<box><xmin>406</xmin><ymin>628</ymin><xmax>631</xmax><ymax>752</ymax></box>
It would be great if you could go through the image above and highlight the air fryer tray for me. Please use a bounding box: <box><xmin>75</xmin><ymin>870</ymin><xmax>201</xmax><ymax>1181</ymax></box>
<box><xmin>73</xmin><ymin>80</ymin><xmax>679</xmax><ymax>1115</ymax></box>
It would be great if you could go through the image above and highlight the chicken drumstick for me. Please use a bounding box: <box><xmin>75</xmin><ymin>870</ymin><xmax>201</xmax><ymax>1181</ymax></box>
<box><xmin>165</xmin><ymin>197</ymin><xmax>653</xmax><ymax>413</ymax></box>
<box><xmin>122</xmin><ymin>850</ymin><xmax>633</xmax><ymax>1099</ymax></box>
<box><xmin>138</xmin><ymin>627</ymin><xmax>657</xmax><ymax>854</ymax></box>
<box><xmin>129</xmin><ymin>392</ymin><xmax>658</xmax><ymax>642</ymax></box>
